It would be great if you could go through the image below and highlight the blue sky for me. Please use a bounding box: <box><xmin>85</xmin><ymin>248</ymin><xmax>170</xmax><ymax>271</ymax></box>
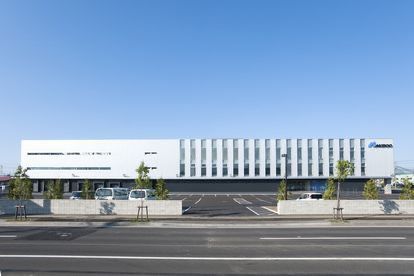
<box><xmin>0</xmin><ymin>0</ymin><xmax>413</xmax><ymax>173</ymax></box>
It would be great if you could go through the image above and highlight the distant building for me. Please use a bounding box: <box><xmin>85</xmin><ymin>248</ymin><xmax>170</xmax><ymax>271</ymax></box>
<box><xmin>0</xmin><ymin>175</ymin><xmax>10</xmax><ymax>191</ymax></box>
<box><xmin>21</xmin><ymin>138</ymin><xmax>394</xmax><ymax>193</ymax></box>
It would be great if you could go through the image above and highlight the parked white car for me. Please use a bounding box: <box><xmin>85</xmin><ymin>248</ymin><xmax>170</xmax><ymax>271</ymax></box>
<box><xmin>128</xmin><ymin>189</ymin><xmax>156</xmax><ymax>200</ymax></box>
<box><xmin>95</xmin><ymin>188</ymin><xmax>129</xmax><ymax>200</ymax></box>
<box><xmin>296</xmin><ymin>192</ymin><xmax>323</xmax><ymax>200</ymax></box>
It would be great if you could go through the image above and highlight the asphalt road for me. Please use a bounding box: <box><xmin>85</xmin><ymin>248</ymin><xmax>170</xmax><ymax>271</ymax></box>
<box><xmin>0</xmin><ymin>226</ymin><xmax>414</xmax><ymax>275</ymax></box>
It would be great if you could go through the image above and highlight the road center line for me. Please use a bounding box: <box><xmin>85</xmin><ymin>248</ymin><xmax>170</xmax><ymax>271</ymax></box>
<box><xmin>1</xmin><ymin>255</ymin><xmax>414</xmax><ymax>261</ymax></box>
<box><xmin>260</xmin><ymin>237</ymin><xmax>406</xmax><ymax>240</ymax></box>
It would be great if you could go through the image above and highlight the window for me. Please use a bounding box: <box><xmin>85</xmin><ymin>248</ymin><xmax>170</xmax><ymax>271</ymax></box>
<box><xmin>233</xmin><ymin>140</ymin><xmax>239</xmax><ymax>176</ymax></box>
<box><xmin>276</xmin><ymin>139</ymin><xmax>281</xmax><ymax>176</ymax></box>
<box><xmin>339</xmin><ymin>139</ymin><xmax>344</xmax><ymax>160</ymax></box>
<box><xmin>265</xmin><ymin>139</ymin><xmax>270</xmax><ymax>176</ymax></box>
<box><xmin>180</xmin><ymin>139</ymin><xmax>185</xmax><ymax>177</ymax></box>
<box><xmin>318</xmin><ymin>139</ymin><xmax>323</xmax><ymax>176</ymax></box>
<box><xmin>287</xmin><ymin>139</ymin><xmax>291</xmax><ymax>176</ymax></box>
<box><xmin>350</xmin><ymin>139</ymin><xmax>355</xmax><ymax>162</ymax></box>
<box><xmin>329</xmin><ymin>139</ymin><xmax>334</xmax><ymax>176</ymax></box>
<box><xmin>212</xmin><ymin>139</ymin><xmax>217</xmax><ymax>176</ymax></box>
<box><xmin>27</xmin><ymin>167</ymin><xmax>111</xmax><ymax>170</ymax></box>
<box><xmin>308</xmin><ymin>139</ymin><xmax>313</xmax><ymax>176</ymax></box>
<box><xmin>350</xmin><ymin>139</ymin><xmax>355</xmax><ymax>176</ymax></box>
<box><xmin>223</xmin><ymin>140</ymin><xmax>228</xmax><ymax>176</ymax></box>
<box><xmin>190</xmin><ymin>139</ymin><xmax>196</xmax><ymax>176</ymax></box>
<box><xmin>255</xmin><ymin>139</ymin><xmax>260</xmax><ymax>176</ymax></box>
<box><xmin>297</xmin><ymin>139</ymin><xmax>302</xmax><ymax>176</ymax></box>
<box><xmin>361</xmin><ymin>139</ymin><xmax>365</xmax><ymax>176</ymax></box>
<box><xmin>201</xmin><ymin>139</ymin><xmax>206</xmax><ymax>176</ymax></box>
<box><xmin>244</xmin><ymin>139</ymin><xmax>249</xmax><ymax>176</ymax></box>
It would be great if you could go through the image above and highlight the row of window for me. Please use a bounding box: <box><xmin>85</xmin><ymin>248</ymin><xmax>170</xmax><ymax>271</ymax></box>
<box><xmin>27</xmin><ymin>152</ymin><xmax>112</xmax><ymax>156</ymax></box>
<box><xmin>27</xmin><ymin>167</ymin><xmax>111</xmax><ymax>170</ymax></box>
<box><xmin>179</xmin><ymin>139</ymin><xmax>366</xmax><ymax>177</ymax></box>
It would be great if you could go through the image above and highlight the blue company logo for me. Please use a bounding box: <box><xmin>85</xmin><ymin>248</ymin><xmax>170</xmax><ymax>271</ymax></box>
<box><xmin>368</xmin><ymin>142</ymin><xmax>377</xmax><ymax>148</ymax></box>
<box><xmin>368</xmin><ymin>141</ymin><xmax>393</xmax><ymax>148</ymax></box>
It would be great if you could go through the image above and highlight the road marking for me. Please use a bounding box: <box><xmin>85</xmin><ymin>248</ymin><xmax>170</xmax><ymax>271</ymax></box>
<box><xmin>233</xmin><ymin>198</ymin><xmax>252</xmax><ymax>205</ymax></box>
<box><xmin>183</xmin><ymin>206</ymin><xmax>192</xmax><ymax>213</ymax></box>
<box><xmin>261</xmin><ymin>206</ymin><xmax>278</xmax><ymax>214</ymax></box>
<box><xmin>1</xmin><ymin>255</ymin><xmax>414</xmax><ymax>261</ymax></box>
<box><xmin>260</xmin><ymin>237</ymin><xmax>406</xmax><ymax>240</ymax></box>
<box><xmin>246</xmin><ymin>207</ymin><xmax>260</xmax><ymax>216</ymax></box>
<box><xmin>194</xmin><ymin>198</ymin><xmax>202</xmax><ymax>205</ymax></box>
<box><xmin>0</xmin><ymin>235</ymin><xmax>16</xmax><ymax>238</ymax></box>
<box><xmin>182</xmin><ymin>197</ymin><xmax>187</xmax><ymax>201</ymax></box>
<box><xmin>253</xmin><ymin>196</ymin><xmax>272</xmax><ymax>204</ymax></box>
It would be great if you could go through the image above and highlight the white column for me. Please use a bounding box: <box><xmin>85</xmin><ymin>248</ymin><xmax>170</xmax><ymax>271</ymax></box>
<box><xmin>196</xmin><ymin>139</ymin><xmax>202</xmax><ymax>177</ymax></box>
<box><xmin>238</xmin><ymin>139</ymin><xmax>244</xmax><ymax>178</ymax></box>
<box><xmin>217</xmin><ymin>139</ymin><xmax>223</xmax><ymax>177</ymax></box>
<box><xmin>270</xmin><ymin>139</ymin><xmax>276</xmax><ymax>177</ymax></box>
<box><xmin>312</xmin><ymin>139</ymin><xmax>318</xmax><ymax>177</ymax></box>
<box><xmin>323</xmin><ymin>139</ymin><xmax>329</xmax><ymax>177</ymax></box>
<box><xmin>206</xmin><ymin>139</ymin><xmax>212</xmax><ymax>177</ymax></box>
<box><xmin>185</xmin><ymin>139</ymin><xmax>191</xmax><ymax>178</ymax></box>
<box><xmin>260</xmin><ymin>139</ymin><xmax>266</xmax><ymax>177</ymax></box>
<box><xmin>303</xmin><ymin>139</ymin><xmax>308</xmax><ymax>177</ymax></box>
<box><xmin>344</xmin><ymin>139</ymin><xmax>351</xmax><ymax>161</ymax></box>
<box><xmin>291</xmin><ymin>139</ymin><xmax>298</xmax><ymax>177</ymax></box>
<box><xmin>354</xmin><ymin>138</ymin><xmax>361</xmax><ymax>177</ymax></box>
<box><xmin>228</xmin><ymin>139</ymin><xmax>234</xmax><ymax>177</ymax></box>
<box><xmin>249</xmin><ymin>139</ymin><xmax>255</xmax><ymax>177</ymax></box>
<box><xmin>281</xmin><ymin>139</ymin><xmax>287</xmax><ymax>178</ymax></box>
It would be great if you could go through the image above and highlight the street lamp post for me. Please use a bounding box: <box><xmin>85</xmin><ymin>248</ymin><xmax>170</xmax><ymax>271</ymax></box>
<box><xmin>282</xmin><ymin>153</ymin><xmax>288</xmax><ymax>200</ymax></box>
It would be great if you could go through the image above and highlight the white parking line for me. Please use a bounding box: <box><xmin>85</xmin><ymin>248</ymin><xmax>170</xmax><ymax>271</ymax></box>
<box><xmin>0</xmin><ymin>235</ymin><xmax>17</xmax><ymax>238</ymax></box>
<box><xmin>246</xmin><ymin>207</ymin><xmax>260</xmax><ymax>216</ymax></box>
<box><xmin>183</xmin><ymin>206</ymin><xmax>192</xmax><ymax>213</ymax></box>
<box><xmin>261</xmin><ymin>206</ymin><xmax>278</xmax><ymax>214</ymax></box>
<box><xmin>233</xmin><ymin>198</ymin><xmax>252</xmax><ymax>205</ymax></box>
<box><xmin>254</xmin><ymin>196</ymin><xmax>272</xmax><ymax>204</ymax></box>
<box><xmin>260</xmin><ymin>237</ymin><xmax>406</xmax><ymax>240</ymax></box>
<box><xmin>2</xmin><ymin>255</ymin><xmax>414</xmax><ymax>261</ymax></box>
<box><xmin>194</xmin><ymin>198</ymin><xmax>202</xmax><ymax>205</ymax></box>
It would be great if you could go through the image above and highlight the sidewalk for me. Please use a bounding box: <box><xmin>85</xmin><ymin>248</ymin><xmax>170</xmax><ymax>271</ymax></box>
<box><xmin>2</xmin><ymin>214</ymin><xmax>414</xmax><ymax>228</ymax></box>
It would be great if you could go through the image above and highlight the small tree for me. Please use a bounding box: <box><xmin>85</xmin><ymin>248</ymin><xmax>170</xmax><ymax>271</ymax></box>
<box><xmin>135</xmin><ymin>162</ymin><xmax>152</xmax><ymax>189</ymax></box>
<box><xmin>400</xmin><ymin>178</ymin><xmax>414</xmax><ymax>200</ymax></box>
<box><xmin>155</xmin><ymin>178</ymin><xmax>169</xmax><ymax>200</ymax></box>
<box><xmin>363</xmin><ymin>179</ymin><xmax>379</xmax><ymax>200</ymax></box>
<box><xmin>45</xmin><ymin>179</ymin><xmax>63</xmax><ymax>199</ymax></box>
<box><xmin>8</xmin><ymin>166</ymin><xmax>33</xmax><ymax>205</ymax></box>
<box><xmin>323</xmin><ymin>178</ymin><xmax>336</xmax><ymax>200</ymax></box>
<box><xmin>277</xmin><ymin>179</ymin><xmax>289</xmax><ymax>200</ymax></box>
<box><xmin>81</xmin><ymin>179</ymin><xmax>92</xmax><ymax>199</ymax></box>
<box><xmin>335</xmin><ymin>160</ymin><xmax>354</xmax><ymax>217</ymax></box>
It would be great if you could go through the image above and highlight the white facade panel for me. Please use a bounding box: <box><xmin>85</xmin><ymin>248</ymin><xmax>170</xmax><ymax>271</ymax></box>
<box><xmin>21</xmin><ymin>138</ymin><xmax>394</xmax><ymax>181</ymax></box>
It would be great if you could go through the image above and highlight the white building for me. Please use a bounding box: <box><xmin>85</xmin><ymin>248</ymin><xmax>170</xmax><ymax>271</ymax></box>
<box><xmin>21</xmin><ymin>138</ymin><xmax>394</xmax><ymax>192</ymax></box>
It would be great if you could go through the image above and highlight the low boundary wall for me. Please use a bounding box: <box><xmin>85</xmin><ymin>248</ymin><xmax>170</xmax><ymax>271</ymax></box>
<box><xmin>278</xmin><ymin>200</ymin><xmax>414</xmax><ymax>215</ymax></box>
<box><xmin>0</xmin><ymin>199</ymin><xmax>182</xmax><ymax>216</ymax></box>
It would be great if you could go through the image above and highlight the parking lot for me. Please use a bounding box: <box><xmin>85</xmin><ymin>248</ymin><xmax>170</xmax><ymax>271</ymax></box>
<box><xmin>169</xmin><ymin>193</ymin><xmax>278</xmax><ymax>217</ymax></box>
<box><xmin>170</xmin><ymin>191</ymin><xmax>402</xmax><ymax>217</ymax></box>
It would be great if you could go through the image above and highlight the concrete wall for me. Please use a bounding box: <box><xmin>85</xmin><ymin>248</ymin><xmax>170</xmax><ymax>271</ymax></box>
<box><xmin>0</xmin><ymin>200</ymin><xmax>182</xmax><ymax>216</ymax></box>
<box><xmin>278</xmin><ymin>200</ymin><xmax>414</xmax><ymax>215</ymax></box>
